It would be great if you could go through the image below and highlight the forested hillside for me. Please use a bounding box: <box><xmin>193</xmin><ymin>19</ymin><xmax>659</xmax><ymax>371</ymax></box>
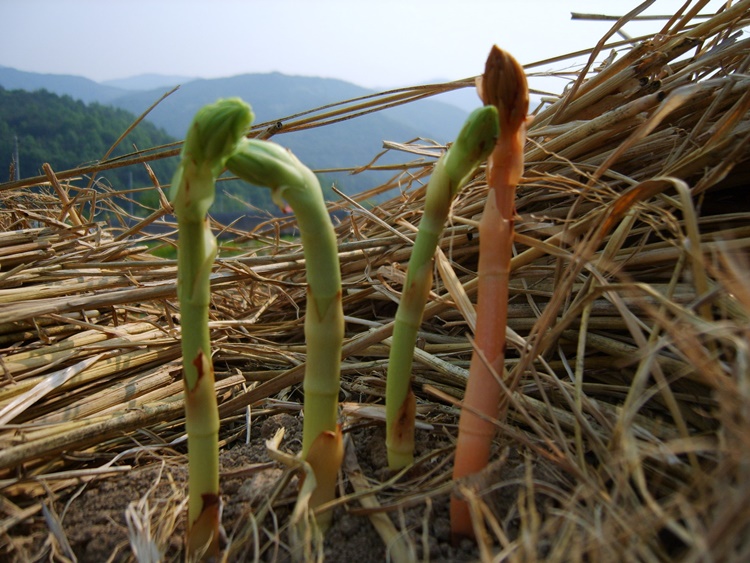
<box><xmin>0</xmin><ymin>87</ymin><xmax>282</xmax><ymax>214</ymax></box>
<box><xmin>0</xmin><ymin>86</ymin><xmax>176</xmax><ymax>190</ymax></box>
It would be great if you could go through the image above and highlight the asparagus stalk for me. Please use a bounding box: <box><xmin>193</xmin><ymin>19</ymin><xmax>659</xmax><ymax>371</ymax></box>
<box><xmin>385</xmin><ymin>106</ymin><xmax>499</xmax><ymax>470</ymax></box>
<box><xmin>451</xmin><ymin>46</ymin><xmax>529</xmax><ymax>541</ymax></box>
<box><xmin>170</xmin><ymin>98</ymin><xmax>253</xmax><ymax>558</ymax></box>
<box><xmin>226</xmin><ymin>139</ymin><xmax>344</xmax><ymax>528</ymax></box>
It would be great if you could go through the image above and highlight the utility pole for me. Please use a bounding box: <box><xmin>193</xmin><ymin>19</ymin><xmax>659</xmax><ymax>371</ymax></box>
<box><xmin>13</xmin><ymin>135</ymin><xmax>20</xmax><ymax>181</ymax></box>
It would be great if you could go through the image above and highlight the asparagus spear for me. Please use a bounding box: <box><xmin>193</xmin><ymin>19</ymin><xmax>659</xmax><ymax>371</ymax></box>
<box><xmin>170</xmin><ymin>98</ymin><xmax>253</xmax><ymax>558</ymax></box>
<box><xmin>226</xmin><ymin>139</ymin><xmax>344</xmax><ymax>529</ymax></box>
<box><xmin>451</xmin><ymin>46</ymin><xmax>529</xmax><ymax>541</ymax></box>
<box><xmin>385</xmin><ymin>106</ymin><xmax>499</xmax><ymax>470</ymax></box>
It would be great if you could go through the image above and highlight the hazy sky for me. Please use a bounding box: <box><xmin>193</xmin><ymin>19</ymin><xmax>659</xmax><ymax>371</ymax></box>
<box><xmin>0</xmin><ymin>0</ymin><xmax>730</xmax><ymax>91</ymax></box>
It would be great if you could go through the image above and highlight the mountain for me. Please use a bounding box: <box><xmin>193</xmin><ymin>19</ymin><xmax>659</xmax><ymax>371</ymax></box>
<box><xmin>108</xmin><ymin>72</ymin><xmax>469</xmax><ymax>168</ymax></box>
<box><xmin>0</xmin><ymin>67</ymin><xmax>470</xmax><ymax>199</ymax></box>
<box><xmin>0</xmin><ymin>66</ymin><xmax>127</xmax><ymax>104</ymax></box>
<box><xmin>101</xmin><ymin>73</ymin><xmax>196</xmax><ymax>91</ymax></box>
<box><xmin>107</xmin><ymin>72</ymin><xmax>468</xmax><ymax>144</ymax></box>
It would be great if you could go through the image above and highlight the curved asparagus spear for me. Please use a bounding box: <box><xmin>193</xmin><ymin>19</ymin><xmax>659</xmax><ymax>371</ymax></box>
<box><xmin>226</xmin><ymin>139</ymin><xmax>344</xmax><ymax>528</ymax></box>
<box><xmin>451</xmin><ymin>46</ymin><xmax>529</xmax><ymax>541</ymax></box>
<box><xmin>385</xmin><ymin>106</ymin><xmax>499</xmax><ymax>470</ymax></box>
<box><xmin>170</xmin><ymin>98</ymin><xmax>253</xmax><ymax>558</ymax></box>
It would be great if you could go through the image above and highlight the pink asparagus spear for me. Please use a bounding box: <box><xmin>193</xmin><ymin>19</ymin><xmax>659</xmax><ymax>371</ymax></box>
<box><xmin>451</xmin><ymin>45</ymin><xmax>529</xmax><ymax>542</ymax></box>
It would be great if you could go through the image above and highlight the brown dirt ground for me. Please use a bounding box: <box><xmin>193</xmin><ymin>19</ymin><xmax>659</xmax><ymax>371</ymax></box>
<box><xmin>12</xmin><ymin>412</ymin><xmax>565</xmax><ymax>561</ymax></box>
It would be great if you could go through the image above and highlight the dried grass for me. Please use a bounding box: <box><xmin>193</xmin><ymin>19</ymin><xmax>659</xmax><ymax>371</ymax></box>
<box><xmin>2</xmin><ymin>2</ymin><xmax>750</xmax><ymax>561</ymax></box>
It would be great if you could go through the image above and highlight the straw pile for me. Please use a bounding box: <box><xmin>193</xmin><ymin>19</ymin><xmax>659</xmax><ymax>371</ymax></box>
<box><xmin>2</xmin><ymin>2</ymin><xmax>750</xmax><ymax>561</ymax></box>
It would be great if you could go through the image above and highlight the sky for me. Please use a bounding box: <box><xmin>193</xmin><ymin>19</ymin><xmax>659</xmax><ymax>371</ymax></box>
<box><xmin>0</xmin><ymin>0</ymin><xmax>732</xmax><ymax>93</ymax></box>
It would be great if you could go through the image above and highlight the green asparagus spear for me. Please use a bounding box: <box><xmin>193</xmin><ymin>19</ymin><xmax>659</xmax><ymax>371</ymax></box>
<box><xmin>170</xmin><ymin>98</ymin><xmax>253</xmax><ymax>558</ymax></box>
<box><xmin>226</xmin><ymin>139</ymin><xmax>344</xmax><ymax>529</ymax></box>
<box><xmin>385</xmin><ymin>106</ymin><xmax>499</xmax><ymax>470</ymax></box>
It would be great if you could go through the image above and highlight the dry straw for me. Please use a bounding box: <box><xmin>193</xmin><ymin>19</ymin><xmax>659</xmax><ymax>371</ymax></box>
<box><xmin>2</xmin><ymin>1</ymin><xmax>750</xmax><ymax>560</ymax></box>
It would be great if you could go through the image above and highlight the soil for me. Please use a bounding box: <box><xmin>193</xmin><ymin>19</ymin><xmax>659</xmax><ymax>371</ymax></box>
<box><xmin>11</xmin><ymin>412</ymin><xmax>563</xmax><ymax>562</ymax></box>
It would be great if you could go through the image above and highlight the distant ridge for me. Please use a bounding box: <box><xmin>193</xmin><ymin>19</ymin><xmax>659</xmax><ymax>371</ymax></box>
<box><xmin>107</xmin><ymin>72</ymin><xmax>468</xmax><ymax>141</ymax></box>
<box><xmin>101</xmin><ymin>73</ymin><xmax>196</xmax><ymax>91</ymax></box>
<box><xmin>0</xmin><ymin>66</ymin><xmax>126</xmax><ymax>103</ymax></box>
<box><xmin>0</xmin><ymin>66</ymin><xmax>471</xmax><ymax>197</ymax></box>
